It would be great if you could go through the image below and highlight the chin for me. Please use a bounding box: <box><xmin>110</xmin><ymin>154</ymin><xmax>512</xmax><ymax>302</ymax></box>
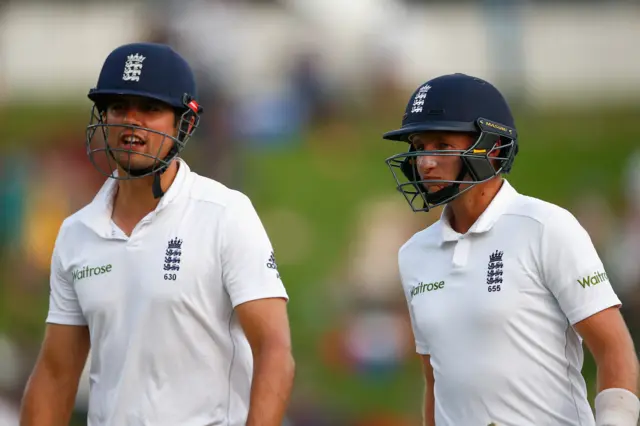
<box><xmin>113</xmin><ymin>155</ymin><xmax>155</xmax><ymax>172</ymax></box>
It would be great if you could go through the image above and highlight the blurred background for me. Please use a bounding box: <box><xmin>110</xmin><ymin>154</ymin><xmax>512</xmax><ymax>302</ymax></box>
<box><xmin>0</xmin><ymin>0</ymin><xmax>639</xmax><ymax>424</ymax></box>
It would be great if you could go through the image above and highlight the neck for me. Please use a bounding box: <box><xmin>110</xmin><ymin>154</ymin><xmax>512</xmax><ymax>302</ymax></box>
<box><xmin>112</xmin><ymin>160</ymin><xmax>179</xmax><ymax>219</ymax></box>
<box><xmin>447</xmin><ymin>177</ymin><xmax>504</xmax><ymax>234</ymax></box>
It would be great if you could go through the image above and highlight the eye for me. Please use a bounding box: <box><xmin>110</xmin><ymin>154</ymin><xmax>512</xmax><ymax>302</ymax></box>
<box><xmin>139</xmin><ymin>102</ymin><xmax>160</xmax><ymax>112</ymax></box>
<box><xmin>437</xmin><ymin>142</ymin><xmax>453</xmax><ymax>150</ymax></box>
<box><xmin>107</xmin><ymin>103</ymin><xmax>127</xmax><ymax>116</ymax></box>
<box><xmin>411</xmin><ymin>141</ymin><xmax>427</xmax><ymax>151</ymax></box>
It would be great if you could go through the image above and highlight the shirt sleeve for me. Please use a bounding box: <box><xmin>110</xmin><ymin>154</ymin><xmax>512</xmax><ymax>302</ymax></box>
<box><xmin>407</xmin><ymin>299</ymin><xmax>430</xmax><ymax>355</ymax></box>
<box><xmin>540</xmin><ymin>207</ymin><xmax>621</xmax><ymax>325</ymax></box>
<box><xmin>46</xmin><ymin>228</ymin><xmax>87</xmax><ymax>326</ymax></box>
<box><xmin>221</xmin><ymin>193</ymin><xmax>289</xmax><ymax>308</ymax></box>
<box><xmin>399</xmin><ymin>248</ymin><xmax>430</xmax><ymax>355</ymax></box>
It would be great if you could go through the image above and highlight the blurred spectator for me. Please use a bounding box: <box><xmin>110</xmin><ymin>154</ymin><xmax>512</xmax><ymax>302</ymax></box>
<box><xmin>0</xmin><ymin>333</ymin><xmax>22</xmax><ymax>426</ymax></box>
<box><xmin>482</xmin><ymin>0</ymin><xmax>528</xmax><ymax>105</ymax></box>
<box><xmin>0</xmin><ymin>396</ymin><xmax>19</xmax><ymax>426</ymax></box>
<box><xmin>0</xmin><ymin>152</ymin><xmax>28</xmax><ymax>259</ymax></box>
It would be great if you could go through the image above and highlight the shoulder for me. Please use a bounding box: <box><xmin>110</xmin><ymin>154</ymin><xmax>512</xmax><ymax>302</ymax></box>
<box><xmin>399</xmin><ymin>220</ymin><xmax>442</xmax><ymax>261</ymax></box>
<box><xmin>504</xmin><ymin>193</ymin><xmax>584</xmax><ymax>237</ymax></box>
<box><xmin>55</xmin><ymin>175</ymin><xmax>114</xmax><ymax>246</ymax></box>
<box><xmin>49</xmin><ymin>203</ymin><xmax>98</xmax><ymax>267</ymax></box>
<box><xmin>56</xmin><ymin>204</ymin><xmax>96</xmax><ymax>247</ymax></box>
<box><xmin>185</xmin><ymin>172</ymin><xmax>257</xmax><ymax>214</ymax></box>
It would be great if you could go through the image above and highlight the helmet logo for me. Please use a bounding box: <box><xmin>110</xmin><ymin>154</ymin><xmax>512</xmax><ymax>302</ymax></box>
<box><xmin>411</xmin><ymin>84</ymin><xmax>431</xmax><ymax>113</ymax></box>
<box><xmin>122</xmin><ymin>53</ymin><xmax>146</xmax><ymax>82</ymax></box>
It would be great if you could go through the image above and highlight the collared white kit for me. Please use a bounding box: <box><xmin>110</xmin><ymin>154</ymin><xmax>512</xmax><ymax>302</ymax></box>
<box><xmin>399</xmin><ymin>180</ymin><xmax>621</xmax><ymax>426</ymax></box>
<box><xmin>47</xmin><ymin>159</ymin><xmax>289</xmax><ymax>426</ymax></box>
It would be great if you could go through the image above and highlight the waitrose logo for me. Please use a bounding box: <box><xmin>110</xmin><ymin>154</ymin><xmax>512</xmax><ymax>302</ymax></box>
<box><xmin>72</xmin><ymin>264</ymin><xmax>113</xmax><ymax>281</ymax></box>
<box><xmin>410</xmin><ymin>281</ymin><xmax>445</xmax><ymax>299</ymax></box>
<box><xmin>577</xmin><ymin>271</ymin><xmax>609</xmax><ymax>288</ymax></box>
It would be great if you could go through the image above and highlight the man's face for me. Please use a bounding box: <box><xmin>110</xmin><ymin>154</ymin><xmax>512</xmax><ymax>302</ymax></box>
<box><xmin>409</xmin><ymin>131</ymin><xmax>475</xmax><ymax>192</ymax></box>
<box><xmin>104</xmin><ymin>95</ymin><xmax>177</xmax><ymax>174</ymax></box>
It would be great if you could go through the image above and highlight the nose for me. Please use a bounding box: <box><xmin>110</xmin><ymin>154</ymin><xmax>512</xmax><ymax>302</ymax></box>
<box><xmin>122</xmin><ymin>106</ymin><xmax>142</xmax><ymax>126</ymax></box>
<box><xmin>416</xmin><ymin>155</ymin><xmax>438</xmax><ymax>178</ymax></box>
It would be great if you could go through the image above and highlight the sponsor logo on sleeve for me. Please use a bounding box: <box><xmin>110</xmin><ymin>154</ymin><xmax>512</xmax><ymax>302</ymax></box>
<box><xmin>410</xmin><ymin>281</ymin><xmax>445</xmax><ymax>299</ymax></box>
<box><xmin>72</xmin><ymin>264</ymin><xmax>112</xmax><ymax>281</ymax></box>
<box><xmin>577</xmin><ymin>270</ymin><xmax>609</xmax><ymax>288</ymax></box>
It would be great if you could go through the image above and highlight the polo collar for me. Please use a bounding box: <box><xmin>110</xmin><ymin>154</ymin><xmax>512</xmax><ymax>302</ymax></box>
<box><xmin>83</xmin><ymin>158</ymin><xmax>190</xmax><ymax>237</ymax></box>
<box><xmin>439</xmin><ymin>179</ymin><xmax>518</xmax><ymax>243</ymax></box>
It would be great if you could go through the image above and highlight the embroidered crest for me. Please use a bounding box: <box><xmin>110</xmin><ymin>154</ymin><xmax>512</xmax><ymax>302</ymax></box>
<box><xmin>122</xmin><ymin>53</ymin><xmax>146</xmax><ymax>82</ymax></box>
<box><xmin>486</xmin><ymin>250</ymin><xmax>503</xmax><ymax>292</ymax></box>
<box><xmin>163</xmin><ymin>238</ymin><xmax>182</xmax><ymax>272</ymax></box>
<box><xmin>411</xmin><ymin>83</ymin><xmax>431</xmax><ymax>114</ymax></box>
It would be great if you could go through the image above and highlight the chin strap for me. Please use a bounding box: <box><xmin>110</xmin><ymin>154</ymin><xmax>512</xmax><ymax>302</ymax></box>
<box><xmin>152</xmin><ymin>172</ymin><xmax>164</xmax><ymax>199</ymax></box>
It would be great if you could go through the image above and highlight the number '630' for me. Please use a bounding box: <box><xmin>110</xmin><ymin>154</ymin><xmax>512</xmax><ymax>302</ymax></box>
<box><xmin>164</xmin><ymin>273</ymin><xmax>177</xmax><ymax>281</ymax></box>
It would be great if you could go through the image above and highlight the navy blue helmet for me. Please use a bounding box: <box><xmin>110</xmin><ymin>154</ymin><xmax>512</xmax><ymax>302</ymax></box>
<box><xmin>86</xmin><ymin>42</ymin><xmax>203</xmax><ymax>197</ymax></box>
<box><xmin>383</xmin><ymin>73</ymin><xmax>518</xmax><ymax>212</ymax></box>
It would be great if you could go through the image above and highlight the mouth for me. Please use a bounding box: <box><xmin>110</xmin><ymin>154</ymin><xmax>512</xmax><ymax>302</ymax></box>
<box><xmin>426</xmin><ymin>183</ymin><xmax>445</xmax><ymax>190</ymax></box>
<box><xmin>118</xmin><ymin>134</ymin><xmax>147</xmax><ymax>152</ymax></box>
<box><xmin>420</xmin><ymin>176</ymin><xmax>444</xmax><ymax>183</ymax></box>
<box><xmin>420</xmin><ymin>177</ymin><xmax>447</xmax><ymax>191</ymax></box>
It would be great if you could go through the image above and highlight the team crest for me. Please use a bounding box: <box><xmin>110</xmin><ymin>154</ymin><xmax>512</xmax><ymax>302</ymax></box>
<box><xmin>122</xmin><ymin>53</ymin><xmax>146</xmax><ymax>82</ymax></box>
<box><xmin>486</xmin><ymin>250</ymin><xmax>504</xmax><ymax>289</ymax></box>
<box><xmin>411</xmin><ymin>83</ymin><xmax>431</xmax><ymax>114</ymax></box>
<box><xmin>164</xmin><ymin>238</ymin><xmax>182</xmax><ymax>272</ymax></box>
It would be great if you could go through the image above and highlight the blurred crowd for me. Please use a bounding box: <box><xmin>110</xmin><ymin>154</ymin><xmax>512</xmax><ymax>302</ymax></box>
<box><xmin>1</xmin><ymin>1</ymin><xmax>639</xmax><ymax>425</ymax></box>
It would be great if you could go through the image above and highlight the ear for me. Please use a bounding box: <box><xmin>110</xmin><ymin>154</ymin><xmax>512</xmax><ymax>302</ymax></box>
<box><xmin>488</xmin><ymin>136</ymin><xmax>503</xmax><ymax>158</ymax></box>
<box><xmin>174</xmin><ymin>111</ymin><xmax>197</xmax><ymax>140</ymax></box>
<box><xmin>187</xmin><ymin>115</ymin><xmax>196</xmax><ymax>134</ymax></box>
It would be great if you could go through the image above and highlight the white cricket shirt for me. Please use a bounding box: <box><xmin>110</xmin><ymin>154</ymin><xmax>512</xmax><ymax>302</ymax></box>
<box><xmin>399</xmin><ymin>179</ymin><xmax>621</xmax><ymax>426</ymax></box>
<box><xmin>46</xmin><ymin>159</ymin><xmax>289</xmax><ymax>426</ymax></box>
